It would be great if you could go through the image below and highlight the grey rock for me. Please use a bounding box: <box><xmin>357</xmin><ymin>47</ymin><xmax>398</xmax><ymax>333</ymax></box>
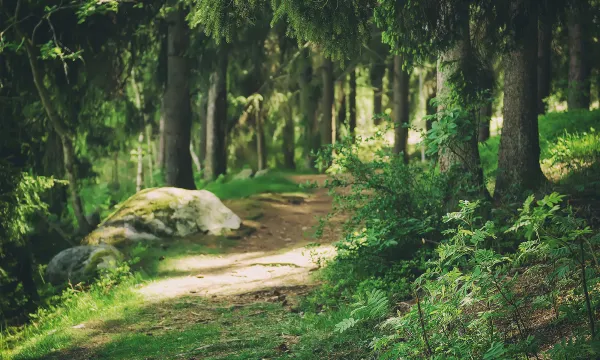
<box><xmin>46</xmin><ymin>245</ymin><xmax>123</xmax><ymax>285</ymax></box>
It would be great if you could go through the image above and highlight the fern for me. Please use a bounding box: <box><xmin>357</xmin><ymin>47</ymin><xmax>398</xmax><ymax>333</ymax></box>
<box><xmin>335</xmin><ymin>289</ymin><xmax>389</xmax><ymax>333</ymax></box>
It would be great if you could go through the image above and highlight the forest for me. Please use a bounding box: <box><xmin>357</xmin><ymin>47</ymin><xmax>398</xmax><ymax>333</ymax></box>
<box><xmin>1</xmin><ymin>0</ymin><xmax>600</xmax><ymax>359</ymax></box>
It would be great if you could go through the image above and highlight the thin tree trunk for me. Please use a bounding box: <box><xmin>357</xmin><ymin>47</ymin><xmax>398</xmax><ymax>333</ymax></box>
<box><xmin>568</xmin><ymin>4</ymin><xmax>591</xmax><ymax>110</ymax></box>
<box><xmin>20</xmin><ymin>35</ymin><xmax>91</xmax><ymax>234</ymax></box>
<box><xmin>348</xmin><ymin>68</ymin><xmax>357</xmax><ymax>139</ymax></box>
<box><xmin>205</xmin><ymin>44</ymin><xmax>228</xmax><ymax>181</ymax></box>
<box><xmin>112</xmin><ymin>150</ymin><xmax>120</xmax><ymax>190</ymax></box>
<box><xmin>157</xmin><ymin>111</ymin><xmax>165</xmax><ymax>169</ymax></box>
<box><xmin>189</xmin><ymin>142</ymin><xmax>202</xmax><ymax>173</ymax></box>
<box><xmin>136</xmin><ymin>132</ymin><xmax>144</xmax><ymax>192</ymax></box>
<box><xmin>495</xmin><ymin>0</ymin><xmax>545</xmax><ymax>198</ymax></box>
<box><xmin>538</xmin><ymin>13</ymin><xmax>552</xmax><ymax>114</ymax></box>
<box><xmin>164</xmin><ymin>3</ymin><xmax>195</xmax><ymax>189</ymax></box>
<box><xmin>479</xmin><ymin>103</ymin><xmax>492</xmax><ymax>142</ymax></box>
<box><xmin>336</xmin><ymin>81</ymin><xmax>346</xmax><ymax>142</ymax></box>
<box><xmin>145</xmin><ymin>124</ymin><xmax>154</xmax><ymax>187</ymax></box>
<box><xmin>282</xmin><ymin>100</ymin><xmax>296</xmax><ymax>169</ymax></box>
<box><xmin>299</xmin><ymin>49</ymin><xmax>319</xmax><ymax>169</ymax></box>
<box><xmin>321</xmin><ymin>57</ymin><xmax>334</xmax><ymax>147</ymax></box>
<box><xmin>393</xmin><ymin>55</ymin><xmax>409</xmax><ymax>163</ymax></box>
<box><xmin>199</xmin><ymin>95</ymin><xmax>207</xmax><ymax>168</ymax></box>
<box><xmin>256</xmin><ymin>111</ymin><xmax>266</xmax><ymax>171</ymax></box>
<box><xmin>371</xmin><ymin>62</ymin><xmax>386</xmax><ymax>125</ymax></box>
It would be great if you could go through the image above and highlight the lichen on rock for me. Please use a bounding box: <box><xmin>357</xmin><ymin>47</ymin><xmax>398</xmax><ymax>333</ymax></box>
<box><xmin>82</xmin><ymin>187</ymin><xmax>241</xmax><ymax>248</ymax></box>
<box><xmin>46</xmin><ymin>244</ymin><xmax>123</xmax><ymax>285</ymax></box>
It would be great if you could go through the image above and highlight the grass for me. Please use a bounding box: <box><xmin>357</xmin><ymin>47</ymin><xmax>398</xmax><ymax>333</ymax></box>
<box><xmin>479</xmin><ymin>109</ymin><xmax>600</xmax><ymax>193</ymax></box>
<box><xmin>201</xmin><ymin>173</ymin><xmax>304</xmax><ymax>200</ymax></box>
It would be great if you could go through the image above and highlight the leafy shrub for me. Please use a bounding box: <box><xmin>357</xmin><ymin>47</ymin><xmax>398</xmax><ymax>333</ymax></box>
<box><xmin>372</xmin><ymin>193</ymin><xmax>600</xmax><ymax>359</ymax></box>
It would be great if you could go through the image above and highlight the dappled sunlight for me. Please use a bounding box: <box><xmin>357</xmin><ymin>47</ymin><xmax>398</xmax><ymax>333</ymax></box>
<box><xmin>139</xmin><ymin>244</ymin><xmax>335</xmax><ymax>299</ymax></box>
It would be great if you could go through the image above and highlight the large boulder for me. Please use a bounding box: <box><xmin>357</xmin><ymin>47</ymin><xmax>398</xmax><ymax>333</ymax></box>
<box><xmin>46</xmin><ymin>245</ymin><xmax>123</xmax><ymax>285</ymax></box>
<box><xmin>83</xmin><ymin>188</ymin><xmax>241</xmax><ymax>248</ymax></box>
<box><xmin>254</xmin><ymin>168</ymin><xmax>270</xmax><ymax>178</ymax></box>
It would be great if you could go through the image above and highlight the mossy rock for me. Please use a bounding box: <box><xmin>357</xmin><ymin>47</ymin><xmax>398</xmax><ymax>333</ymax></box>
<box><xmin>83</xmin><ymin>188</ymin><xmax>241</xmax><ymax>248</ymax></box>
<box><xmin>46</xmin><ymin>245</ymin><xmax>123</xmax><ymax>285</ymax></box>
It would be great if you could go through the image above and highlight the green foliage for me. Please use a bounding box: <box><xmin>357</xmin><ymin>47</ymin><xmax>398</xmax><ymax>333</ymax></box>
<box><xmin>202</xmin><ymin>172</ymin><xmax>303</xmax><ymax>200</ymax></box>
<box><xmin>335</xmin><ymin>289</ymin><xmax>389</xmax><ymax>333</ymax></box>
<box><xmin>272</xmin><ymin>0</ymin><xmax>375</xmax><ymax>60</ymax></box>
<box><xmin>372</xmin><ymin>194</ymin><xmax>600</xmax><ymax>359</ymax></box>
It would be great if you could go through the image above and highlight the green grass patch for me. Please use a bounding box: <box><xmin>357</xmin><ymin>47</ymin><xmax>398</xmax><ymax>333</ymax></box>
<box><xmin>202</xmin><ymin>173</ymin><xmax>304</xmax><ymax>200</ymax></box>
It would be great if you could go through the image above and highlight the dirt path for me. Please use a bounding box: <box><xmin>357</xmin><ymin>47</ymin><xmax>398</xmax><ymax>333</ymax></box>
<box><xmin>138</xmin><ymin>175</ymin><xmax>341</xmax><ymax>301</ymax></box>
<box><xmin>32</xmin><ymin>174</ymin><xmax>341</xmax><ymax>360</ymax></box>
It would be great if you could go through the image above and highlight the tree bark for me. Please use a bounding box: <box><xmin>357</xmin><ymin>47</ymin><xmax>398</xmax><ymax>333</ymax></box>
<box><xmin>282</xmin><ymin>101</ymin><xmax>296</xmax><ymax>169</ymax></box>
<box><xmin>348</xmin><ymin>68</ymin><xmax>357</xmax><ymax>139</ymax></box>
<box><xmin>157</xmin><ymin>111</ymin><xmax>165</xmax><ymax>169</ymax></box>
<box><xmin>256</xmin><ymin>111</ymin><xmax>266</xmax><ymax>171</ymax></box>
<box><xmin>321</xmin><ymin>57</ymin><xmax>334</xmax><ymax>147</ymax></box>
<box><xmin>567</xmin><ymin>4</ymin><xmax>591</xmax><ymax>110</ymax></box>
<box><xmin>478</xmin><ymin>103</ymin><xmax>492</xmax><ymax>142</ymax></box>
<box><xmin>335</xmin><ymin>81</ymin><xmax>346</xmax><ymax>142</ymax></box>
<box><xmin>537</xmin><ymin>13</ymin><xmax>552</xmax><ymax>114</ymax></box>
<box><xmin>299</xmin><ymin>49</ymin><xmax>319</xmax><ymax>169</ymax></box>
<box><xmin>136</xmin><ymin>132</ymin><xmax>144</xmax><ymax>192</ymax></box>
<box><xmin>199</xmin><ymin>95</ymin><xmax>207</xmax><ymax>168</ymax></box>
<box><xmin>21</xmin><ymin>36</ymin><xmax>91</xmax><ymax>234</ymax></box>
<box><xmin>495</xmin><ymin>1</ymin><xmax>545</xmax><ymax>198</ymax></box>
<box><xmin>189</xmin><ymin>142</ymin><xmax>202</xmax><ymax>173</ymax></box>
<box><xmin>145</xmin><ymin>124</ymin><xmax>154</xmax><ymax>186</ymax></box>
<box><xmin>393</xmin><ymin>55</ymin><xmax>409</xmax><ymax>163</ymax></box>
<box><xmin>164</xmin><ymin>3</ymin><xmax>195</xmax><ymax>189</ymax></box>
<box><xmin>371</xmin><ymin>61</ymin><xmax>386</xmax><ymax>125</ymax></box>
<box><xmin>435</xmin><ymin>11</ymin><xmax>486</xmax><ymax>196</ymax></box>
<box><xmin>205</xmin><ymin>44</ymin><xmax>228</xmax><ymax>181</ymax></box>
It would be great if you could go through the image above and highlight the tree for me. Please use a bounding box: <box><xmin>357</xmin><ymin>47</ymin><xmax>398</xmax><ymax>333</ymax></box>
<box><xmin>204</xmin><ymin>43</ymin><xmax>229</xmax><ymax>180</ymax></box>
<box><xmin>298</xmin><ymin>48</ymin><xmax>320</xmax><ymax>169</ymax></box>
<box><xmin>392</xmin><ymin>55</ymin><xmax>409</xmax><ymax>162</ymax></box>
<box><xmin>321</xmin><ymin>57</ymin><xmax>334</xmax><ymax>147</ymax></box>
<box><xmin>537</xmin><ymin>9</ymin><xmax>553</xmax><ymax>114</ymax></box>
<box><xmin>163</xmin><ymin>2</ymin><xmax>196</xmax><ymax>189</ymax></box>
<box><xmin>348</xmin><ymin>68</ymin><xmax>357</xmax><ymax>139</ymax></box>
<box><xmin>495</xmin><ymin>0</ymin><xmax>545</xmax><ymax>197</ymax></box>
<box><xmin>567</xmin><ymin>1</ymin><xmax>591</xmax><ymax>110</ymax></box>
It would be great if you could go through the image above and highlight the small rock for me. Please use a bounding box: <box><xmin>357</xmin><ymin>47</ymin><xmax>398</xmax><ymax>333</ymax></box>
<box><xmin>284</xmin><ymin>238</ymin><xmax>292</xmax><ymax>242</ymax></box>
<box><xmin>302</xmin><ymin>226</ymin><xmax>308</xmax><ymax>231</ymax></box>
<box><xmin>72</xmin><ymin>323</ymin><xmax>86</xmax><ymax>329</ymax></box>
<box><xmin>159</xmin><ymin>256</ymin><xmax>165</xmax><ymax>261</ymax></box>
<box><xmin>195</xmin><ymin>275</ymin><xmax>204</xmax><ymax>279</ymax></box>
<box><xmin>190</xmin><ymin>290</ymin><xmax>197</xmax><ymax>294</ymax></box>
<box><xmin>254</xmin><ymin>169</ymin><xmax>270</xmax><ymax>178</ymax></box>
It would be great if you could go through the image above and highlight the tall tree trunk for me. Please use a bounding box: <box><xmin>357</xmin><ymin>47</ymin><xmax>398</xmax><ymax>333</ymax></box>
<box><xmin>478</xmin><ymin>103</ymin><xmax>492</xmax><ymax>142</ymax></box>
<box><xmin>495</xmin><ymin>1</ymin><xmax>545</xmax><ymax>198</ymax></box>
<box><xmin>199</xmin><ymin>95</ymin><xmax>207</xmax><ymax>168</ymax></box>
<box><xmin>538</xmin><ymin>13</ymin><xmax>552</xmax><ymax>114</ymax></box>
<box><xmin>282</xmin><ymin>101</ymin><xmax>296</xmax><ymax>169</ymax></box>
<box><xmin>568</xmin><ymin>3</ymin><xmax>591</xmax><ymax>110</ymax></box>
<box><xmin>348</xmin><ymin>68</ymin><xmax>357</xmax><ymax>139</ymax></box>
<box><xmin>335</xmin><ymin>81</ymin><xmax>346</xmax><ymax>142</ymax></box>
<box><xmin>205</xmin><ymin>44</ymin><xmax>228</xmax><ymax>181</ymax></box>
<box><xmin>112</xmin><ymin>150</ymin><xmax>120</xmax><ymax>190</ymax></box>
<box><xmin>321</xmin><ymin>57</ymin><xmax>334</xmax><ymax>147</ymax></box>
<box><xmin>145</xmin><ymin>124</ymin><xmax>154</xmax><ymax>186</ymax></box>
<box><xmin>189</xmin><ymin>143</ymin><xmax>202</xmax><ymax>173</ymax></box>
<box><xmin>256</xmin><ymin>111</ymin><xmax>266</xmax><ymax>171</ymax></box>
<box><xmin>164</xmin><ymin>3</ymin><xmax>195</xmax><ymax>189</ymax></box>
<box><xmin>393</xmin><ymin>55</ymin><xmax>409</xmax><ymax>163</ymax></box>
<box><xmin>136</xmin><ymin>132</ymin><xmax>144</xmax><ymax>192</ymax></box>
<box><xmin>299</xmin><ymin>49</ymin><xmax>319</xmax><ymax>169</ymax></box>
<box><xmin>436</xmin><ymin>11</ymin><xmax>486</xmax><ymax>196</ymax></box>
<box><xmin>371</xmin><ymin>61</ymin><xmax>386</xmax><ymax>125</ymax></box>
<box><xmin>157</xmin><ymin>111</ymin><xmax>166</xmax><ymax>169</ymax></box>
<box><xmin>20</xmin><ymin>35</ymin><xmax>91</xmax><ymax>234</ymax></box>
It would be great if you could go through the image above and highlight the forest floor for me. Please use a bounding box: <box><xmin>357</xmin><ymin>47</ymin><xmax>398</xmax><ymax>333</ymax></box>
<box><xmin>15</xmin><ymin>174</ymin><xmax>350</xmax><ymax>360</ymax></box>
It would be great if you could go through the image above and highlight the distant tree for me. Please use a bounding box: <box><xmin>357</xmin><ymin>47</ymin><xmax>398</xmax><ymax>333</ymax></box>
<box><xmin>567</xmin><ymin>0</ymin><xmax>591</xmax><ymax>110</ymax></box>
